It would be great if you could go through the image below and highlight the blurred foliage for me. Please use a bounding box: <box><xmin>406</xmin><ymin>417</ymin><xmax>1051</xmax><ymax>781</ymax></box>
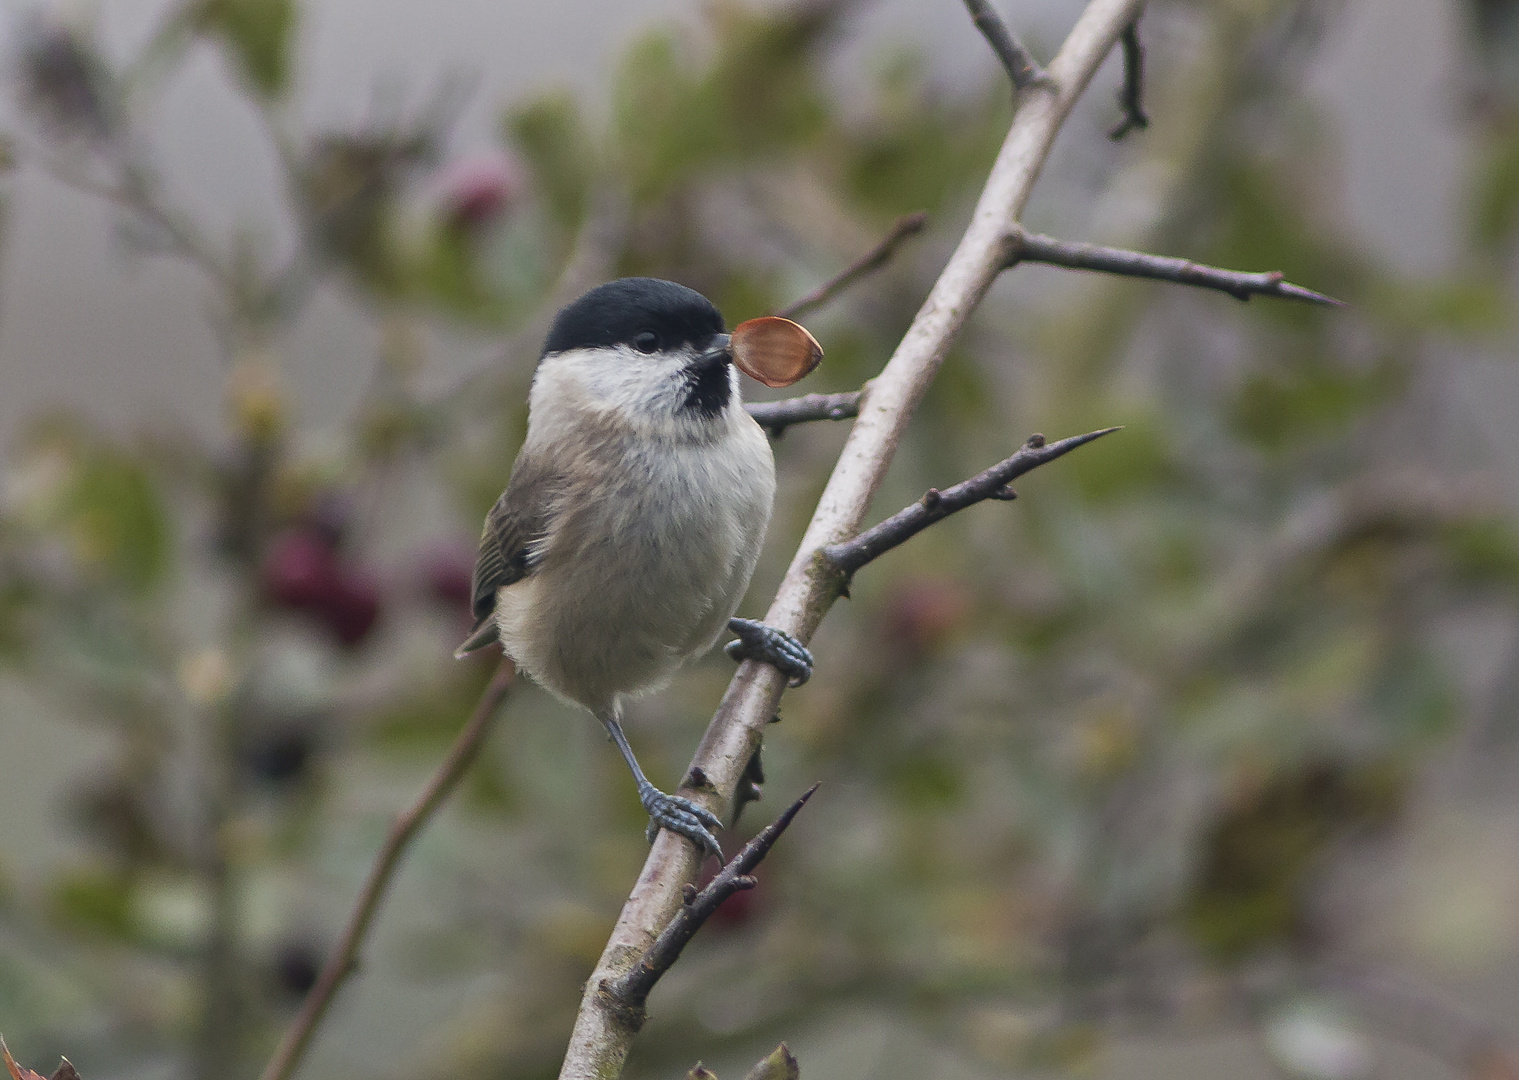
<box><xmin>0</xmin><ymin>0</ymin><xmax>1517</xmax><ymax>1079</ymax></box>
<box><xmin>193</xmin><ymin>0</ymin><xmax>296</xmax><ymax>97</ymax></box>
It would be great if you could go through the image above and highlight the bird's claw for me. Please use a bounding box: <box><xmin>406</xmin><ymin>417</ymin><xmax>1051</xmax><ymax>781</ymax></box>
<box><xmin>725</xmin><ymin>618</ymin><xmax>814</xmax><ymax>687</ymax></box>
<box><xmin>640</xmin><ymin>783</ymin><xmax>723</xmax><ymax>857</ymax></box>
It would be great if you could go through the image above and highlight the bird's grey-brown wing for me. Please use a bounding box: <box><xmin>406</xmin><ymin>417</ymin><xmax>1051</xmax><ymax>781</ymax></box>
<box><xmin>454</xmin><ymin>458</ymin><xmax>562</xmax><ymax>657</ymax></box>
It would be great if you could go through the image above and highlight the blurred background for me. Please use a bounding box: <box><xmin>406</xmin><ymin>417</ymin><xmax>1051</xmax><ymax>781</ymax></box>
<box><xmin>0</xmin><ymin>0</ymin><xmax>1516</xmax><ymax>1078</ymax></box>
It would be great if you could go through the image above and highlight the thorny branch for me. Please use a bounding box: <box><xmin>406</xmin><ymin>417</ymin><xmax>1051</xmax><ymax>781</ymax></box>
<box><xmin>745</xmin><ymin>391</ymin><xmax>862</xmax><ymax>437</ymax></box>
<box><xmin>823</xmin><ymin>428</ymin><xmax>1121</xmax><ymax>583</ymax></box>
<box><xmin>1108</xmin><ymin>20</ymin><xmax>1149</xmax><ymax>140</ymax></box>
<box><xmin>257</xmin><ymin>660</ymin><xmax>516</xmax><ymax>1080</ymax></box>
<box><xmin>606</xmin><ymin>785</ymin><xmax>819</xmax><ymax>1018</ymax></box>
<box><xmin>962</xmin><ymin>0</ymin><xmax>1049</xmax><ymax>92</ymax></box>
<box><xmin>776</xmin><ymin>212</ymin><xmax>929</xmax><ymax>321</ymax></box>
<box><xmin>559</xmin><ymin>1</ymin><xmax>1156</xmax><ymax>1077</ymax></box>
<box><xmin>1008</xmin><ymin>227</ymin><xmax>1346</xmax><ymax>306</ymax></box>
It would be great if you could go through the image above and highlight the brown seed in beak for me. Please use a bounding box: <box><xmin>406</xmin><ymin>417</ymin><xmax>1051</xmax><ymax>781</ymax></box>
<box><xmin>729</xmin><ymin>316</ymin><xmax>823</xmax><ymax>388</ymax></box>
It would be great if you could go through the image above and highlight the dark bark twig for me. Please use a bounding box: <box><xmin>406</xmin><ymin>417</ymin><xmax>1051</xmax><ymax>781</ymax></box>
<box><xmin>823</xmin><ymin>429</ymin><xmax>1120</xmax><ymax>580</ymax></box>
<box><xmin>961</xmin><ymin>0</ymin><xmax>1050</xmax><ymax>92</ymax></box>
<box><xmin>1108</xmin><ymin>20</ymin><xmax>1149</xmax><ymax>140</ymax></box>
<box><xmin>606</xmin><ymin>784</ymin><xmax>819</xmax><ymax>1019</ymax></box>
<box><xmin>257</xmin><ymin>659</ymin><xmax>516</xmax><ymax>1080</ymax></box>
<box><xmin>776</xmin><ymin>212</ymin><xmax>929</xmax><ymax>322</ymax></box>
<box><xmin>745</xmin><ymin>391</ymin><xmax>862</xmax><ymax>438</ymax></box>
<box><xmin>1009</xmin><ymin>228</ymin><xmax>1346</xmax><ymax>306</ymax></box>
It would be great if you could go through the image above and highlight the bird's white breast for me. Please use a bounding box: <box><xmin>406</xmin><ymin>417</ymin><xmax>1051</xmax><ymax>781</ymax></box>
<box><xmin>494</xmin><ymin>351</ymin><xmax>775</xmax><ymax>715</ymax></box>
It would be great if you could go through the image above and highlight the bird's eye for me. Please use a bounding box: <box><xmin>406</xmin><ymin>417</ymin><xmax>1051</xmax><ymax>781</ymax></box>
<box><xmin>633</xmin><ymin>331</ymin><xmax>660</xmax><ymax>354</ymax></box>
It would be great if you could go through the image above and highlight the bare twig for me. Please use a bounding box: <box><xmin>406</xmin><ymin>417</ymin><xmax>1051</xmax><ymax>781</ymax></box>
<box><xmin>257</xmin><ymin>659</ymin><xmax>516</xmax><ymax>1080</ymax></box>
<box><xmin>558</xmin><ymin>2</ymin><xmax>1148</xmax><ymax>1077</ymax></box>
<box><xmin>962</xmin><ymin>0</ymin><xmax>1049</xmax><ymax>92</ymax></box>
<box><xmin>775</xmin><ymin>212</ymin><xmax>928</xmax><ymax>321</ymax></box>
<box><xmin>1009</xmin><ymin>228</ymin><xmax>1346</xmax><ymax>306</ymax></box>
<box><xmin>36</xmin><ymin>155</ymin><xmax>238</xmax><ymax>294</ymax></box>
<box><xmin>1108</xmin><ymin>20</ymin><xmax>1149</xmax><ymax>140</ymax></box>
<box><xmin>606</xmin><ymin>784</ymin><xmax>818</xmax><ymax>1018</ymax></box>
<box><xmin>745</xmin><ymin>391</ymin><xmax>862</xmax><ymax>437</ymax></box>
<box><xmin>823</xmin><ymin>429</ymin><xmax>1120</xmax><ymax>581</ymax></box>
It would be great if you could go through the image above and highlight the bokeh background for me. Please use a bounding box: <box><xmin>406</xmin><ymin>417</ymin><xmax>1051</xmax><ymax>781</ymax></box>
<box><xmin>0</xmin><ymin>0</ymin><xmax>1516</xmax><ymax>1078</ymax></box>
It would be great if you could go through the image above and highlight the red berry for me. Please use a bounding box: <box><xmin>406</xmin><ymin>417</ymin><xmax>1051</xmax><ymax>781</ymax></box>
<box><xmin>883</xmin><ymin>577</ymin><xmax>970</xmax><ymax>658</ymax></box>
<box><xmin>696</xmin><ymin>864</ymin><xmax>760</xmax><ymax>929</ymax></box>
<box><xmin>418</xmin><ymin>542</ymin><xmax>475</xmax><ymax>608</ymax></box>
<box><xmin>263</xmin><ymin>529</ymin><xmax>383</xmax><ymax>648</ymax></box>
<box><xmin>437</xmin><ymin>153</ymin><xmax>520</xmax><ymax>228</ymax></box>
<box><xmin>263</xmin><ymin>530</ymin><xmax>341</xmax><ymax>609</ymax></box>
<box><xmin>318</xmin><ymin>570</ymin><xmax>382</xmax><ymax>648</ymax></box>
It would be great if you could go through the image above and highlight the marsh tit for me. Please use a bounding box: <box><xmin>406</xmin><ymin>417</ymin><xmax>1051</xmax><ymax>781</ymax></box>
<box><xmin>456</xmin><ymin>278</ymin><xmax>816</xmax><ymax>855</ymax></box>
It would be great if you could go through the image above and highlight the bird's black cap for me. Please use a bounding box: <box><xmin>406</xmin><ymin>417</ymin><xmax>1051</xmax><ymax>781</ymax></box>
<box><xmin>542</xmin><ymin>278</ymin><xmax>726</xmax><ymax>357</ymax></box>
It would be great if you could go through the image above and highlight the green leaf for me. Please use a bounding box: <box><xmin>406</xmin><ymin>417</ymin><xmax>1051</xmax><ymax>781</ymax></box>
<box><xmin>195</xmin><ymin>0</ymin><xmax>296</xmax><ymax>98</ymax></box>
<box><xmin>1228</xmin><ymin>349</ymin><xmax>1404</xmax><ymax>450</ymax></box>
<box><xmin>64</xmin><ymin>446</ymin><xmax>170</xmax><ymax>595</ymax></box>
<box><xmin>1443</xmin><ymin>518</ymin><xmax>1519</xmax><ymax>590</ymax></box>
<box><xmin>49</xmin><ymin>868</ymin><xmax>133</xmax><ymax>941</ymax></box>
<box><xmin>505</xmin><ymin>93</ymin><xmax>594</xmax><ymax>233</ymax></box>
<box><xmin>1472</xmin><ymin>125</ymin><xmax>1519</xmax><ymax>253</ymax></box>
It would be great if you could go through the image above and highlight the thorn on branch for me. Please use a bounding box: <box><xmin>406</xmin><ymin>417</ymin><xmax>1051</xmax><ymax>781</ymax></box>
<box><xmin>685</xmin><ymin>1043</ymin><xmax>800</xmax><ymax>1080</ymax></box>
<box><xmin>746</xmin><ymin>391</ymin><xmax>862</xmax><ymax>438</ymax></box>
<box><xmin>743</xmin><ymin>1043</ymin><xmax>800</xmax><ymax>1080</ymax></box>
<box><xmin>1108</xmin><ymin>20</ymin><xmax>1149</xmax><ymax>140</ymax></box>
<box><xmin>823</xmin><ymin>427</ymin><xmax>1121</xmax><ymax>580</ymax></box>
<box><xmin>607</xmin><ymin>784</ymin><xmax>820</xmax><ymax>1013</ymax></box>
<box><xmin>961</xmin><ymin>0</ymin><xmax>1050</xmax><ymax>94</ymax></box>
<box><xmin>1008</xmin><ymin>229</ymin><xmax>1347</xmax><ymax>307</ymax></box>
<box><xmin>3</xmin><ymin>1037</ymin><xmax>81</xmax><ymax>1080</ymax></box>
<box><xmin>777</xmin><ymin>212</ymin><xmax>928</xmax><ymax>322</ymax></box>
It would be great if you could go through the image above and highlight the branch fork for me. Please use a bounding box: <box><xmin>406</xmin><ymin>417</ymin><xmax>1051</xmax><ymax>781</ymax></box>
<box><xmin>602</xmin><ymin>784</ymin><xmax>820</xmax><ymax>1026</ymax></box>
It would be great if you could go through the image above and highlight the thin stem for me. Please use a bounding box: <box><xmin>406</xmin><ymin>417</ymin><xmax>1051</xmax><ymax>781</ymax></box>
<box><xmin>1108</xmin><ymin>19</ymin><xmax>1149</xmax><ymax>140</ymax></box>
<box><xmin>37</xmin><ymin>155</ymin><xmax>238</xmax><ymax>294</ymax></box>
<box><xmin>822</xmin><ymin>428</ymin><xmax>1121</xmax><ymax>580</ymax></box>
<box><xmin>1010</xmin><ymin>228</ymin><xmax>1346</xmax><ymax>306</ymax></box>
<box><xmin>775</xmin><ymin>212</ymin><xmax>928</xmax><ymax>321</ymax></box>
<box><xmin>257</xmin><ymin>659</ymin><xmax>516</xmax><ymax>1080</ymax></box>
<box><xmin>745</xmin><ymin>391</ymin><xmax>862</xmax><ymax>437</ymax></box>
<box><xmin>961</xmin><ymin>0</ymin><xmax>1049</xmax><ymax>91</ymax></box>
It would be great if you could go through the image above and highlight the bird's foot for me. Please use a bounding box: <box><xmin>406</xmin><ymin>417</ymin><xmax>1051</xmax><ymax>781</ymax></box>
<box><xmin>640</xmin><ymin>781</ymin><xmax>724</xmax><ymax>857</ymax></box>
<box><xmin>725</xmin><ymin>618</ymin><xmax>814</xmax><ymax>687</ymax></box>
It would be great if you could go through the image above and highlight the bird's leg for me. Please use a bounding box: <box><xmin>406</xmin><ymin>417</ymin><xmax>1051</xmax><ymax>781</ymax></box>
<box><xmin>597</xmin><ymin>710</ymin><xmax>723</xmax><ymax>857</ymax></box>
<box><xmin>725</xmin><ymin>618</ymin><xmax>814</xmax><ymax>686</ymax></box>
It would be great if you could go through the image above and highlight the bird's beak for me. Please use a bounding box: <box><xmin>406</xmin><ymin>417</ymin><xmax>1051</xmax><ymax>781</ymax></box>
<box><xmin>690</xmin><ymin>333</ymin><xmax>732</xmax><ymax>371</ymax></box>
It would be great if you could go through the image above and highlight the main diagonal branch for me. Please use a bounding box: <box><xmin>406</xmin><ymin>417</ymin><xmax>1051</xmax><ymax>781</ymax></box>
<box><xmin>557</xmin><ymin>2</ymin><xmax>1148</xmax><ymax>1077</ymax></box>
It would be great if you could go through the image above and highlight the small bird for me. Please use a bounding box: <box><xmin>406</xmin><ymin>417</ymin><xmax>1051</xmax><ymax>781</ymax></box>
<box><xmin>456</xmin><ymin>278</ymin><xmax>815</xmax><ymax>855</ymax></box>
